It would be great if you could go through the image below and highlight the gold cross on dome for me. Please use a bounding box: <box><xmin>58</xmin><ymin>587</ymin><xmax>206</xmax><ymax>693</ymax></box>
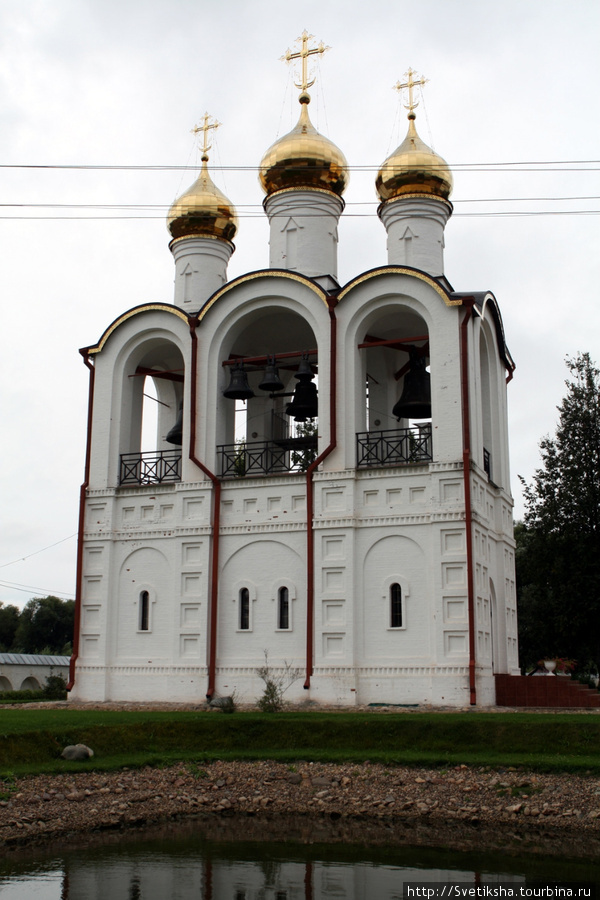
<box><xmin>393</xmin><ymin>68</ymin><xmax>429</xmax><ymax>116</ymax></box>
<box><xmin>191</xmin><ymin>112</ymin><xmax>221</xmax><ymax>157</ymax></box>
<box><xmin>281</xmin><ymin>30</ymin><xmax>330</xmax><ymax>92</ymax></box>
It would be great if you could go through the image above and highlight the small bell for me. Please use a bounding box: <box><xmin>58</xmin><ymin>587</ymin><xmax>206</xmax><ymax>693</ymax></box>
<box><xmin>392</xmin><ymin>349</ymin><xmax>431</xmax><ymax>420</ymax></box>
<box><xmin>223</xmin><ymin>363</ymin><xmax>255</xmax><ymax>401</ymax></box>
<box><xmin>258</xmin><ymin>356</ymin><xmax>284</xmax><ymax>393</ymax></box>
<box><xmin>166</xmin><ymin>401</ymin><xmax>183</xmax><ymax>445</ymax></box>
<box><xmin>295</xmin><ymin>355</ymin><xmax>314</xmax><ymax>380</ymax></box>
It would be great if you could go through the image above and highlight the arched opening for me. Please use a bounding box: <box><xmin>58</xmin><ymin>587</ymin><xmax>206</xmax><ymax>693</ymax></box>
<box><xmin>139</xmin><ymin>591</ymin><xmax>150</xmax><ymax>632</ymax></box>
<box><xmin>239</xmin><ymin>588</ymin><xmax>250</xmax><ymax>631</ymax></box>
<box><xmin>390</xmin><ymin>583</ymin><xmax>403</xmax><ymax>628</ymax></box>
<box><xmin>20</xmin><ymin>676</ymin><xmax>41</xmax><ymax>691</ymax></box>
<box><xmin>0</xmin><ymin>676</ymin><xmax>13</xmax><ymax>692</ymax></box>
<box><xmin>479</xmin><ymin>330</ymin><xmax>493</xmax><ymax>480</ymax></box>
<box><xmin>141</xmin><ymin>378</ymin><xmax>159</xmax><ymax>453</ymax></box>
<box><xmin>119</xmin><ymin>339</ymin><xmax>185</xmax><ymax>486</ymax></box>
<box><xmin>278</xmin><ymin>586</ymin><xmax>290</xmax><ymax>630</ymax></box>
<box><xmin>478</xmin><ymin>325</ymin><xmax>502</xmax><ymax>486</ymax></box>
<box><xmin>218</xmin><ymin>308</ymin><xmax>320</xmax><ymax>477</ymax></box>
<box><xmin>356</xmin><ymin>307</ymin><xmax>432</xmax><ymax>469</ymax></box>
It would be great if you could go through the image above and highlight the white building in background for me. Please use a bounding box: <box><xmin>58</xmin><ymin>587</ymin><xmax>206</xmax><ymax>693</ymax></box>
<box><xmin>69</xmin><ymin>47</ymin><xmax>519</xmax><ymax>707</ymax></box>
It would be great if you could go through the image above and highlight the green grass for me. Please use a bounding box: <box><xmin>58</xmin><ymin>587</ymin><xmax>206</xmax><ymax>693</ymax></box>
<box><xmin>0</xmin><ymin>710</ymin><xmax>599</xmax><ymax>778</ymax></box>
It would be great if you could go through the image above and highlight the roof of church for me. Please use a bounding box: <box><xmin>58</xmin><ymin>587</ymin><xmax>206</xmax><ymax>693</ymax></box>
<box><xmin>167</xmin><ymin>155</ymin><xmax>238</xmax><ymax>242</ymax></box>
<box><xmin>376</xmin><ymin>113</ymin><xmax>453</xmax><ymax>204</ymax></box>
<box><xmin>259</xmin><ymin>91</ymin><xmax>348</xmax><ymax>197</ymax></box>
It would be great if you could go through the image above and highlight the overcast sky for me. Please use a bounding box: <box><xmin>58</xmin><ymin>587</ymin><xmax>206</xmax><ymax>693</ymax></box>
<box><xmin>1</xmin><ymin>0</ymin><xmax>599</xmax><ymax>609</ymax></box>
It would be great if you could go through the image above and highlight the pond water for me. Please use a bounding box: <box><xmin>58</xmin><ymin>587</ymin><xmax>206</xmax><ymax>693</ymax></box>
<box><xmin>1</xmin><ymin>818</ymin><xmax>599</xmax><ymax>899</ymax></box>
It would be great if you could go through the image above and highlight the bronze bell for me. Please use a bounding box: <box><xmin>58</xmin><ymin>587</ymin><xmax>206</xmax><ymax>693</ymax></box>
<box><xmin>223</xmin><ymin>363</ymin><xmax>255</xmax><ymax>401</ymax></box>
<box><xmin>258</xmin><ymin>356</ymin><xmax>284</xmax><ymax>393</ymax></box>
<box><xmin>295</xmin><ymin>355</ymin><xmax>314</xmax><ymax>379</ymax></box>
<box><xmin>286</xmin><ymin>355</ymin><xmax>318</xmax><ymax>421</ymax></box>
<box><xmin>392</xmin><ymin>350</ymin><xmax>431</xmax><ymax>420</ymax></box>
<box><xmin>286</xmin><ymin>380</ymin><xmax>318</xmax><ymax>421</ymax></box>
<box><xmin>166</xmin><ymin>401</ymin><xmax>183</xmax><ymax>445</ymax></box>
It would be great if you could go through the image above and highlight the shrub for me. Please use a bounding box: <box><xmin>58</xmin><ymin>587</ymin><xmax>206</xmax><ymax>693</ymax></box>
<box><xmin>256</xmin><ymin>651</ymin><xmax>301</xmax><ymax>713</ymax></box>
<box><xmin>43</xmin><ymin>673</ymin><xmax>68</xmax><ymax>700</ymax></box>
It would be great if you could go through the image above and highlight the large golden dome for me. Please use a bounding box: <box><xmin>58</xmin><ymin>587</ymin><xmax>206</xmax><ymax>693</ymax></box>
<box><xmin>259</xmin><ymin>93</ymin><xmax>348</xmax><ymax>197</ymax></box>
<box><xmin>167</xmin><ymin>155</ymin><xmax>238</xmax><ymax>242</ymax></box>
<box><xmin>376</xmin><ymin>113</ymin><xmax>453</xmax><ymax>203</ymax></box>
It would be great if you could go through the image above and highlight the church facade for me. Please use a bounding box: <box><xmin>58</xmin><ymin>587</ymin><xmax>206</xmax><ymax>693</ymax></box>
<box><xmin>69</xmin><ymin>49</ymin><xmax>519</xmax><ymax>707</ymax></box>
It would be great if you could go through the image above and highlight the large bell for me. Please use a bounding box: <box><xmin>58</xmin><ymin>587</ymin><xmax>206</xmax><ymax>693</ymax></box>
<box><xmin>223</xmin><ymin>363</ymin><xmax>255</xmax><ymax>401</ymax></box>
<box><xmin>166</xmin><ymin>401</ymin><xmax>183</xmax><ymax>445</ymax></box>
<box><xmin>286</xmin><ymin>355</ymin><xmax>318</xmax><ymax>421</ymax></box>
<box><xmin>258</xmin><ymin>356</ymin><xmax>284</xmax><ymax>393</ymax></box>
<box><xmin>286</xmin><ymin>380</ymin><xmax>318</xmax><ymax>421</ymax></box>
<box><xmin>392</xmin><ymin>350</ymin><xmax>431</xmax><ymax>420</ymax></box>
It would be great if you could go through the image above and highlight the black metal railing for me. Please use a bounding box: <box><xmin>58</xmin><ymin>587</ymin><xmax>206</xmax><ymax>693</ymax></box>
<box><xmin>218</xmin><ymin>436</ymin><xmax>318</xmax><ymax>478</ymax></box>
<box><xmin>356</xmin><ymin>425</ymin><xmax>433</xmax><ymax>469</ymax></box>
<box><xmin>120</xmin><ymin>450</ymin><xmax>182</xmax><ymax>485</ymax></box>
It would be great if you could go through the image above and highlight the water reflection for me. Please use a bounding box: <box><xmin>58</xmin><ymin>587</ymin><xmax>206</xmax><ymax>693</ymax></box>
<box><xmin>1</xmin><ymin>819</ymin><xmax>599</xmax><ymax>899</ymax></box>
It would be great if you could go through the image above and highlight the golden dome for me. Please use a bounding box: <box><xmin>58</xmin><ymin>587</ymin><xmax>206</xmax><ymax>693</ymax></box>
<box><xmin>376</xmin><ymin>114</ymin><xmax>453</xmax><ymax>203</ymax></box>
<box><xmin>259</xmin><ymin>93</ymin><xmax>348</xmax><ymax>197</ymax></box>
<box><xmin>167</xmin><ymin>155</ymin><xmax>238</xmax><ymax>242</ymax></box>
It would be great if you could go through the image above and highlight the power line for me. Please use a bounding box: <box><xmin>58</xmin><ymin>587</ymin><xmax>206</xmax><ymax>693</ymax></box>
<box><xmin>0</xmin><ymin>579</ymin><xmax>75</xmax><ymax>600</ymax></box>
<box><xmin>2</xmin><ymin>210</ymin><xmax>599</xmax><ymax>220</ymax></box>
<box><xmin>2</xmin><ymin>195</ymin><xmax>600</xmax><ymax>209</ymax></box>
<box><xmin>0</xmin><ymin>160</ymin><xmax>599</xmax><ymax>172</ymax></box>
<box><xmin>0</xmin><ymin>534</ymin><xmax>77</xmax><ymax>570</ymax></box>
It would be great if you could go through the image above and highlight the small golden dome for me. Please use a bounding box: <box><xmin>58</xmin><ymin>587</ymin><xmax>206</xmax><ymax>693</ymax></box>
<box><xmin>376</xmin><ymin>114</ymin><xmax>453</xmax><ymax>203</ymax></box>
<box><xmin>259</xmin><ymin>94</ymin><xmax>348</xmax><ymax>197</ymax></box>
<box><xmin>167</xmin><ymin>156</ymin><xmax>238</xmax><ymax>241</ymax></box>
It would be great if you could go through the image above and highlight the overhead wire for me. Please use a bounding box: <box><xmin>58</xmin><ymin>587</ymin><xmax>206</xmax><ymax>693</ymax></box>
<box><xmin>0</xmin><ymin>534</ymin><xmax>77</xmax><ymax>569</ymax></box>
<box><xmin>0</xmin><ymin>159</ymin><xmax>599</xmax><ymax>218</ymax></box>
<box><xmin>2</xmin><ymin>211</ymin><xmax>599</xmax><ymax>220</ymax></box>
<box><xmin>0</xmin><ymin>160</ymin><xmax>599</xmax><ymax>170</ymax></box>
<box><xmin>0</xmin><ymin>579</ymin><xmax>75</xmax><ymax>600</ymax></box>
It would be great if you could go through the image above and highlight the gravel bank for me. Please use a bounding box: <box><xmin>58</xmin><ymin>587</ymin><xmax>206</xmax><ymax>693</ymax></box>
<box><xmin>3</xmin><ymin>759</ymin><xmax>600</xmax><ymax>859</ymax></box>
<box><xmin>3</xmin><ymin>703</ymin><xmax>600</xmax><ymax>859</ymax></box>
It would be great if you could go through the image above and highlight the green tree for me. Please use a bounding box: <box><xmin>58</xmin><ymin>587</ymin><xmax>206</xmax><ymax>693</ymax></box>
<box><xmin>517</xmin><ymin>353</ymin><xmax>600</xmax><ymax>673</ymax></box>
<box><xmin>13</xmin><ymin>596</ymin><xmax>75</xmax><ymax>655</ymax></box>
<box><xmin>291</xmin><ymin>420</ymin><xmax>318</xmax><ymax>472</ymax></box>
<box><xmin>0</xmin><ymin>602</ymin><xmax>20</xmax><ymax>651</ymax></box>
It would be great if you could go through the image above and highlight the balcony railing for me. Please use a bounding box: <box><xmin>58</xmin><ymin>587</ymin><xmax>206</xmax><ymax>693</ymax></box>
<box><xmin>356</xmin><ymin>425</ymin><xmax>433</xmax><ymax>469</ymax></box>
<box><xmin>120</xmin><ymin>450</ymin><xmax>182</xmax><ymax>485</ymax></box>
<box><xmin>218</xmin><ymin>436</ymin><xmax>318</xmax><ymax>478</ymax></box>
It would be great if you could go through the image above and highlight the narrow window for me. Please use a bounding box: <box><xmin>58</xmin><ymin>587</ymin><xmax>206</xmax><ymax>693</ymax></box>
<box><xmin>239</xmin><ymin>588</ymin><xmax>250</xmax><ymax>630</ymax></box>
<box><xmin>278</xmin><ymin>586</ymin><xmax>290</xmax><ymax>630</ymax></box>
<box><xmin>390</xmin><ymin>583</ymin><xmax>402</xmax><ymax>628</ymax></box>
<box><xmin>139</xmin><ymin>591</ymin><xmax>150</xmax><ymax>631</ymax></box>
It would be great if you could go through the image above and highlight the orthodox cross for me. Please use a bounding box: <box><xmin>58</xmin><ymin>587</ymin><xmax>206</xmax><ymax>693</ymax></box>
<box><xmin>393</xmin><ymin>68</ymin><xmax>429</xmax><ymax>115</ymax></box>
<box><xmin>191</xmin><ymin>112</ymin><xmax>221</xmax><ymax>157</ymax></box>
<box><xmin>281</xmin><ymin>30</ymin><xmax>330</xmax><ymax>92</ymax></box>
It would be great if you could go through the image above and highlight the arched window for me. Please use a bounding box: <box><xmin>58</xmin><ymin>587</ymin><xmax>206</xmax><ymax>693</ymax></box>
<box><xmin>390</xmin><ymin>583</ymin><xmax>402</xmax><ymax>628</ymax></box>
<box><xmin>239</xmin><ymin>588</ymin><xmax>250</xmax><ymax>630</ymax></box>
<box><xmin>139</xmin><ymin>591</ymin><xmax>150</xmax><ymax>631</ymax></box>
<box><xmin>278</xmin><ymin>586</ymin><xmax>290</xmax><ymax>630</ymax></box>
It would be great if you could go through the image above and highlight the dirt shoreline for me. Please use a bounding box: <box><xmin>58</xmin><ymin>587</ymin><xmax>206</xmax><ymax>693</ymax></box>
<box><xmin>2</xmin><ymin>702</ymin><xmax>600</xmax><ymax>859</ymax></box>
<box><xmin>3</xmin><ymin>758</ymin><xmax>600</xmax><ymax>860</ymax></box>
